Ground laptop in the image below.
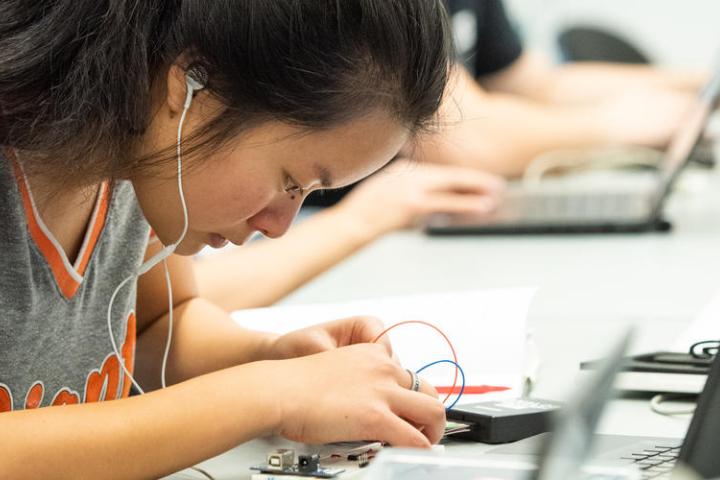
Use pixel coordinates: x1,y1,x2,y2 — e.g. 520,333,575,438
425,71,720,236
490,341,720,479
362,330,638,480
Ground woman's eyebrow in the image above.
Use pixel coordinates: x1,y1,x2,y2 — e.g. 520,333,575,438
313,164,333,188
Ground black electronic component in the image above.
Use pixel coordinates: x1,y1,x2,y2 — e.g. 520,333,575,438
446,398,562,444
252,451,343,478
297,454,320,473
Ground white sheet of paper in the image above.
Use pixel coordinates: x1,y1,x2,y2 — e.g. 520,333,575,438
672,287,720,351
232,288,536,403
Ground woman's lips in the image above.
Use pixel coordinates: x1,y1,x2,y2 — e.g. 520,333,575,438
207,233,229,249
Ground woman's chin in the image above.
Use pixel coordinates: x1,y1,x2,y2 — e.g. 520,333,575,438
172,238,208,256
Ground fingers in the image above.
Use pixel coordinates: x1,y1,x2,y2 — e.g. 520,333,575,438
390,351,403,366
355,316,390,347
419,192,500,216
389,389,447,445
382,158,506,196
375,409,433,448
418,374,440,399
427,165,507,195
336,316,395,356
398,370,439,399
371,332,394,358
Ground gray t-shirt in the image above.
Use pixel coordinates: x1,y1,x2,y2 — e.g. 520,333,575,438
0,149,150,412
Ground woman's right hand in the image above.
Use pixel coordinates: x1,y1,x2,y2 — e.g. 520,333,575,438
266,343,446,448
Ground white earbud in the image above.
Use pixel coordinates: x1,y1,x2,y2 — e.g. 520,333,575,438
183,66,207,108
186,66,208,92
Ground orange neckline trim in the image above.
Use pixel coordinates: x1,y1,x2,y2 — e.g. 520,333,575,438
7,150,110,299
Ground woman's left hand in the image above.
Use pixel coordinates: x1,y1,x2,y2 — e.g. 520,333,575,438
269,316,393,360
333,159,505,238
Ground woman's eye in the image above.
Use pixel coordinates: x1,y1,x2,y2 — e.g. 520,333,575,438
284,177,305,197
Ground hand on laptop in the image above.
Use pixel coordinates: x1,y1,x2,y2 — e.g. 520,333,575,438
334,159,505,237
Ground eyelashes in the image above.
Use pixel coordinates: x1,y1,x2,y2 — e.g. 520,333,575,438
283,175,306,199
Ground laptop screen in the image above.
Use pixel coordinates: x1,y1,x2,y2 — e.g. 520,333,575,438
534,331,633,480
678,351,720,478
657,100,712,185
652,70,720,211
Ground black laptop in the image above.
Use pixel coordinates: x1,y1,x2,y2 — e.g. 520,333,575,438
425,71,720,236
491,346,720,479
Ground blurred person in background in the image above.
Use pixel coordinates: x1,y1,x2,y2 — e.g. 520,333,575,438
196,0,705,312
424,0,705,177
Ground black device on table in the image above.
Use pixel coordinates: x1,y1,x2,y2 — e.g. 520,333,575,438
490,348,720,479
580,340,718,394
446,398,561,444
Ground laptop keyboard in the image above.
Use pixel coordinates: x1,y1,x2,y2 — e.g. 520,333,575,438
503,192,649,222
621,444,682,479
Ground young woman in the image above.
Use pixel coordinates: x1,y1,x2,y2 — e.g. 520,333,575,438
0,1,453,478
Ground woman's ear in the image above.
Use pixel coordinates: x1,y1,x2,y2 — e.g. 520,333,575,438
165,63,190,117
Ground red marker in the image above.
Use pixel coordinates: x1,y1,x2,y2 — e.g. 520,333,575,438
436,385,510,395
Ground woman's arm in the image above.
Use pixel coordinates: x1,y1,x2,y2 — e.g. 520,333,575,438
0,343,444,479
195,207,378,312
195,160,505,311
1,248,446,478
0,362,279,479
134,244,280,389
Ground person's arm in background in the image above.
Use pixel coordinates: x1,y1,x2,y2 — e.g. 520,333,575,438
422,0,701,177
195,159,505,311
480,51,707,105
416,66,697,177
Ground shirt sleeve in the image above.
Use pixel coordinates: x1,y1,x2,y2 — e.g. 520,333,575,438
446,0,523,77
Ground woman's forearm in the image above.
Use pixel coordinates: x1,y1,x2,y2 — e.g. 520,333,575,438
134,297,279,390
195,208,379,311
0,363,280,480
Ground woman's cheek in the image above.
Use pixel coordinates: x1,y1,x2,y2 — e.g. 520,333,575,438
188,187,274,229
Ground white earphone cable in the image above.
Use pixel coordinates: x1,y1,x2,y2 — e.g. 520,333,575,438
106,71,216,479
107,80,195,395
161,258,174,389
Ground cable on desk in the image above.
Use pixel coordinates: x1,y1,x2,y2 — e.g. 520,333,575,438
522,146,662,187
649,393,697,416
416,359,466,410
372,320,459,404
190,466,215,479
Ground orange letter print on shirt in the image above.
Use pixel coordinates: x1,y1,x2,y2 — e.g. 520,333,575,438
84,312,137,402
0,384,12,413
0,312,137,413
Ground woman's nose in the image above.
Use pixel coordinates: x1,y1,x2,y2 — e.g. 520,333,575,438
246,196,304,238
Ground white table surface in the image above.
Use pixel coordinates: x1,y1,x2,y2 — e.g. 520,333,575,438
177,168,720,479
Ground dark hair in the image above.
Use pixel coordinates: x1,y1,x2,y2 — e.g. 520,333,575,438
0,0,452,185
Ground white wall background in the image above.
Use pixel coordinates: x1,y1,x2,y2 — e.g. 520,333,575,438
503,0,720,68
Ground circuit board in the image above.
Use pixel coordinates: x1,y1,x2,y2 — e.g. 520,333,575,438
250,465,344,478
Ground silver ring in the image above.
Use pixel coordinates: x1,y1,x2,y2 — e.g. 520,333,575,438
407,369,421,392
